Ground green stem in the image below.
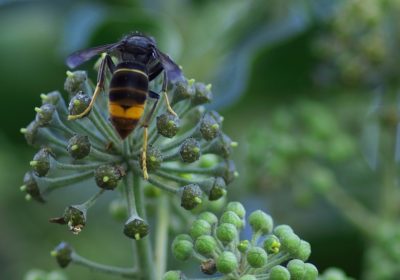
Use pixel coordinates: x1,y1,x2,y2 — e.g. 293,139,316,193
155,195,170,279
53,159,104,171
81,189,105,209
41,170,94,195
147,177,180,194
71,252,138,278
154,170,195,185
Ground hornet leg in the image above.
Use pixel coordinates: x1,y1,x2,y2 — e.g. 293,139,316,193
68,54,115,120
161,71,178,117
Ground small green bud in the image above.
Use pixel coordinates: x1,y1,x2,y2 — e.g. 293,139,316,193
225,201,246,219
279,231,301,256
51,242,73,268
190,219,211,239
157,113,180,138
239,276,257,280
192,82,213,105
270,265,291,280
172,239,193,261
63,204,87,234
303,263,318,280
263,235,281,254
68,91,91,116
201,258,217,275
274,224,293,238
140,145,163,172
216,251,238,274
67,135,91,159
216,223,238,245
64,70,87,95
199,177,226,201
180,138,201,163
198,212,218,225
237,240,250,253
172,79,195,104
40,91,62,105
246,246,268,268
109,198,128,221
172,234,193,245
248,210,273,235
31,148,53,177
217,160,237,184
22,171,45,203
163,270,187,280
200,112,221,140
123,215,149,240
35,103,55,126
204,133,233,159
295,240,311,261
287,259,306,280
220,211,243,229
94,164,125,190
195,235,217,256
23,121,39,146
180,184,203,210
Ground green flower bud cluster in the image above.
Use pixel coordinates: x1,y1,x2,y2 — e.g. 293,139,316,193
166,202,318,279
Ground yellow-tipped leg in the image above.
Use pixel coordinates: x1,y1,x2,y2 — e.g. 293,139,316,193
68,84,102,120
163,91,177,117
142,127,149,180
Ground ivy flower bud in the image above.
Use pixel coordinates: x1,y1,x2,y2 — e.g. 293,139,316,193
179,138,201,163
157,113,180,138
279,231,301,256
303,263,318,280
205,133,234,158
68,91,91,116
140,145,163,172
199,177,226,201
192,82,213,105
237,240,250,253
35,103,55,126
201,259,217,275
51,242,73,268
94,164,125,190
173,234,193,244
163,270,187,280
220,211,243,229
270,265,291,280
109,198,128,221
216,251,238,274
63,205,87,234
172,79,195,104
287,259,305,280
180,184,203,210
274,225,293,238
64,70,87,96
216,223,238,245
246,247,268,268
263,235,281,254
41,91,62,105
239,276,257,280
67,135,91,159
123,215,149,240
172,239,193,261
30,148,52,177
195,235,217,257
217,160,237,184
22,171,45,203
200,112,221,141
248,210,273,235
22,121,39,146
295,240,311,261
198,212,218,226
225,201,246,219
190,219,211,239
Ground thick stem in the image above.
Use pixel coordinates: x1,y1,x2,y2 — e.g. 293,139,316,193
155,195,170,279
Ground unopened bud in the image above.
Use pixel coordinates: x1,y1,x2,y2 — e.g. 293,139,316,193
22,171,45,203
23,121,39,146
200,112,221,141
180,138,201,163
68,91,91,116
216,251,238,274
192,82,213,105
64,71,87,96
190,219,211,239
220,211,243,229
94,164,125,190
204,133,233,159
198,212,218,226
123,215,149,240
31,148,53,177
270,265,290,280
172,79,195,104
35,103,55,126
51,242,73,268
246,247,268,268
216,223,238,245
172,239,193,261
163,270,187,280
67,135,91,159
225,201,246,219
140,145,163,172
180,184,203,210
287,259,306,280
157,113,180,138
195,235,217,257
263,235,281,254
248,210,273,235
237,240,250,253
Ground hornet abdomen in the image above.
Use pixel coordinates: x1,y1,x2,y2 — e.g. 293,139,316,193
109,61,148,139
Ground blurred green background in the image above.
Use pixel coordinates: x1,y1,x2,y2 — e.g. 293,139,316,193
2,0,399,279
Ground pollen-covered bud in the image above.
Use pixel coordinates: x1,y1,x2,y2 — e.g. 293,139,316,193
225,201,246,219
201,259,217,275
220,211,244,229
287,259,306,280
22,171,45,203
63,205,87,234
179,138,201,163
216,251,238,274
163,270,187,280
94,164,125,190
205,133,235,159
109,198,128,221
248,210,273,235
216,223,238,245
68,91,91,116
194,235,217,257
172,79,195,104
295,240,311,261
303,263,318,279
172,238,193,261
51,242,73,268
123,215,149,240
263,235,281,254
64,71,87,96
35,103,55,126
247,247,268,268
67,135,91,159
180,184,203,210
200,112,221,141
237,240,250,253
279,231,301,256
30,148,53,177
190,219,212,239
192,82,213,105
140,145,163,172
22,121,39,146
270,265,291,280
157,113,180,138
198,212,218,226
